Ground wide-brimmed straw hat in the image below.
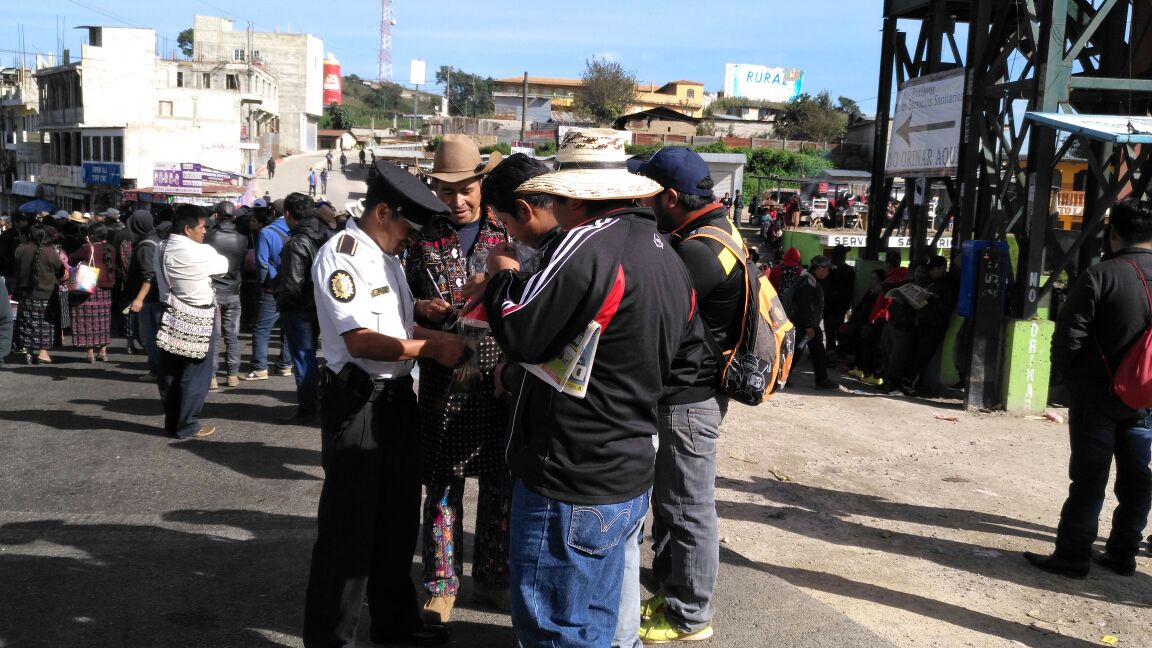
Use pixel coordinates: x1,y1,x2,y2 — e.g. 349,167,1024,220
426,134,502,183
68,211,87,224
516,128,663,200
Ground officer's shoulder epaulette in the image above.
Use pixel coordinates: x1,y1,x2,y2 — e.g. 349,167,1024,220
336,234,358,256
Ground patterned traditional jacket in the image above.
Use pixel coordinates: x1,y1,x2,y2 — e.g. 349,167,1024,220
404,213,509,482
406,214,507,307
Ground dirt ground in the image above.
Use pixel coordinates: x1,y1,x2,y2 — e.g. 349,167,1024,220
713,371,1152,648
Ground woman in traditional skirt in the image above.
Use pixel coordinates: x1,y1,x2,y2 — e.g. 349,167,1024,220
13,224,66,364
68,223,116,362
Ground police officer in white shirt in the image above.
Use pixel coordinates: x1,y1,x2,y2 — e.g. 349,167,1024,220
303,161,465,648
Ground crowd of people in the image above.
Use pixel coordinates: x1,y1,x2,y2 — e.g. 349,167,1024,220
2,130,1148,648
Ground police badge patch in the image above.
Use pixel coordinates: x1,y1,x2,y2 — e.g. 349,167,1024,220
328,270,356,302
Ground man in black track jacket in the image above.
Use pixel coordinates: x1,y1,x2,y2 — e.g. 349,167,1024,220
482,129,700,648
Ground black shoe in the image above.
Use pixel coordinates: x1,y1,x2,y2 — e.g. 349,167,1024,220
1023,551,1089,579
372,625,449,646
814,379,838,390
1093,550,1137,576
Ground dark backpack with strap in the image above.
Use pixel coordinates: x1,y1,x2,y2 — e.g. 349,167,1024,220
1106,257,1152,409
685,225,797,405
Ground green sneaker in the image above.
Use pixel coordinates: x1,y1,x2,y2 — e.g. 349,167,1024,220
861,374,884,386
847,368,866,380
639,612,714,643
640,593,666,621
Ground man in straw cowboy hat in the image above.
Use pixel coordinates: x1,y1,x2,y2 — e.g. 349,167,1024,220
480,128,709,647
403,134,513,622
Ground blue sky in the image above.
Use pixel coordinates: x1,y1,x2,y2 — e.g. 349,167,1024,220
2,0,885,112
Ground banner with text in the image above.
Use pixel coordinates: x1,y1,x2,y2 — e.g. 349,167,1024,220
885,70,965,177
723,64,804,103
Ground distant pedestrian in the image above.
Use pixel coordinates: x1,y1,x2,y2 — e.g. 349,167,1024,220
1026,198,1152,579
720,191,732,216
358,148,366,168
308,169,317,197
784,255,837,389
267,157,276,180
67,222,115,362
325,150,333,171
339,152,347,172
319,168,328,194
734,190,744,222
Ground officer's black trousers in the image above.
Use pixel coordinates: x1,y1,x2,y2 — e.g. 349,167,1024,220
303,376,422,648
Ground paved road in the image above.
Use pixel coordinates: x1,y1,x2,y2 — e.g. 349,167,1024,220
258,151,370,210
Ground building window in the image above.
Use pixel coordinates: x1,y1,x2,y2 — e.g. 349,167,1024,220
233,49,246,61
91,135,101,161
113,136,123,162
158,100,174,116
203,73,211,89
687,89,695,99
83,136,91,160
102,136,112,163
226,74,239,90
176,71,184,88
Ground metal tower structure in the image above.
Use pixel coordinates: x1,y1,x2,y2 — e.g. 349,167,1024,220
866,0,1152,409
378,0,393,83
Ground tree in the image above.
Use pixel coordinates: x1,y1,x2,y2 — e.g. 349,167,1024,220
435,66,495,117
575,57,637,125
327,102,350,130
773,91,849,142
837,96,863,121
177,29,193,58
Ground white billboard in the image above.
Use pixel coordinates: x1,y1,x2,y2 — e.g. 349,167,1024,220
409,59,427,86
885,69,965,177
723,64,804,103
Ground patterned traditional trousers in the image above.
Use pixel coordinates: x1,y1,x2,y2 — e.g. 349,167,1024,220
422,473,513,595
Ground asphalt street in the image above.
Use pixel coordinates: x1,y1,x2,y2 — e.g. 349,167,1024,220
0,152,895,647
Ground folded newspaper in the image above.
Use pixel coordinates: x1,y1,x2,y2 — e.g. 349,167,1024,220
887,283,931,309
522,320,602,399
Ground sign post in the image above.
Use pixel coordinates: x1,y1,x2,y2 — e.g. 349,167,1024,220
885,70,965,178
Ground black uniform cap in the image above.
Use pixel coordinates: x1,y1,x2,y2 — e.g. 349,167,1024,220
367,160,449,228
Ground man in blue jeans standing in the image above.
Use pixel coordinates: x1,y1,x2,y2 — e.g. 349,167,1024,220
616,147,747,644
244,198,292,381
483,129,703,647
275,192,327,424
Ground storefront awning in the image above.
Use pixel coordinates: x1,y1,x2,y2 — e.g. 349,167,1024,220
1025,112,1152,144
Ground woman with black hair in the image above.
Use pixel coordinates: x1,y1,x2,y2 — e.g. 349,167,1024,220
13,224,66,364
68,222,116,362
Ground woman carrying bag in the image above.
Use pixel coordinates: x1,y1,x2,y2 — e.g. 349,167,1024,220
13,224,66,364
68,223,116,362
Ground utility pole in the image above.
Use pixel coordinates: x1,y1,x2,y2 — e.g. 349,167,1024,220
445,67,451,116
520,71,528,145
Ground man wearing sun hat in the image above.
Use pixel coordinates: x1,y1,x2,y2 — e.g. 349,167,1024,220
302,160,466,648
403,135,513,622
481,128,707,647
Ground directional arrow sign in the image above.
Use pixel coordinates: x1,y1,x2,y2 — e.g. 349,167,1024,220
885,70,966,177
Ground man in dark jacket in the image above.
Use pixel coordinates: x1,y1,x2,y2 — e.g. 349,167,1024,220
483,129,699,648
821,244,856,354
622,146,738,644
275,192,324,423
206,201,248,388
1026,198,1152,579
785,256,836,389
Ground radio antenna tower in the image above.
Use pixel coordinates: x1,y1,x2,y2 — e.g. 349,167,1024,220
378,0,394,82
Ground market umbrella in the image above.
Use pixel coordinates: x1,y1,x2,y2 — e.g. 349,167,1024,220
17,199,58,213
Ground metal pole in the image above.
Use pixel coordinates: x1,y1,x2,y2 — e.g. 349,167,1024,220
520,71,528,146
865,17,897,260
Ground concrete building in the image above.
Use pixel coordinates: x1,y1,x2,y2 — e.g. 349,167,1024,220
1,65,45,212
192,15,323,154
614,106,700,138
34,26,279,210
492,77,706,120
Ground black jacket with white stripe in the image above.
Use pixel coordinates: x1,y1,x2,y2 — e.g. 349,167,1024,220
485,207,701,505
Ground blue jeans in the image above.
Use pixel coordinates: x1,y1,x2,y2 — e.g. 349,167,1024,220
612,502,648,648
138,300,165,374
509,481,648,648
250,292,289,372
281,310,319,416
1056,404,1152,560
212,293,242,378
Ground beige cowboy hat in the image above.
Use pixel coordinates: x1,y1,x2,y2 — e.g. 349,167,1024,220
516,128,663,200
68,211,87,224
425,134,502,183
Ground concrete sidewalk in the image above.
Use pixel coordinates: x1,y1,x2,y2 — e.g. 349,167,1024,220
0,346,893,647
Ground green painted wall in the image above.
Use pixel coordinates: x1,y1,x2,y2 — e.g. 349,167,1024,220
1001,318,1055,414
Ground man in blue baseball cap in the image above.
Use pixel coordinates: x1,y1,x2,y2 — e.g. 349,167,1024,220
617,147,746,644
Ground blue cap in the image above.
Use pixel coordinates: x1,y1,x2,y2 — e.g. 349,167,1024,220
253,198,268,208
627,147,714,197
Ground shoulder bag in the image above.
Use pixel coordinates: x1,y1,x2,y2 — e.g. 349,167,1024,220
155,241,215,360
